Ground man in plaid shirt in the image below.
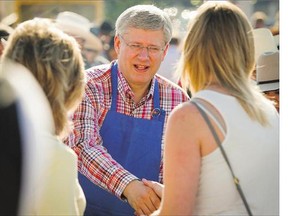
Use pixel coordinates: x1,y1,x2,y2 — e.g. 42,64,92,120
65,5,189,216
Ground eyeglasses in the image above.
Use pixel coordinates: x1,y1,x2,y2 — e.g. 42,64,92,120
119,34,165,56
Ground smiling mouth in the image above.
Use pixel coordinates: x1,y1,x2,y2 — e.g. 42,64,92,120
134,64,149,71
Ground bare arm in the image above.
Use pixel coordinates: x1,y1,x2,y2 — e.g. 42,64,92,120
154,103,202,215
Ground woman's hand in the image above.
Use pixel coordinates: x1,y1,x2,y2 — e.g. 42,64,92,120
142,178,164,198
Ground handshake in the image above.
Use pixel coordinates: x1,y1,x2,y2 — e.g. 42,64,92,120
122,178,164,216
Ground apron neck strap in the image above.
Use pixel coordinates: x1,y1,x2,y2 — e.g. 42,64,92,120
111,62,160,111
111,62,118,111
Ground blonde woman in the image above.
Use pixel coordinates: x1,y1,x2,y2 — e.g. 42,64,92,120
144,1,279,215
1,18,86,215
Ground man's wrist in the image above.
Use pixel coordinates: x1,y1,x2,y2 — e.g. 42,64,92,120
121,178,141,201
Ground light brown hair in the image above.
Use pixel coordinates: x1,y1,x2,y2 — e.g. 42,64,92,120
3,18,85,136
179,1,270,125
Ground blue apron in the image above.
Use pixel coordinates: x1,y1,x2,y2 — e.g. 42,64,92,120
79,63,165,216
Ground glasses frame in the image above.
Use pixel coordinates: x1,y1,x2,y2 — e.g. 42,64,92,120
118,34,166,56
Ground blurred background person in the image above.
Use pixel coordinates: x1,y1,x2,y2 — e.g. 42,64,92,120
270,10,279,50
90,20,115,63
55,11,107,69
105,34,117,61
82,44,110,68
251,11,268,29
157,36,181,84
93,20,114,50
270,10,279,36
1,18,86,215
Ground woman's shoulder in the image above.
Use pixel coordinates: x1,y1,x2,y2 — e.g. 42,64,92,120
168,101,203,127
42,134,77,162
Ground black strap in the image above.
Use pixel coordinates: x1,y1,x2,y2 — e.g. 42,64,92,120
191,100,253,216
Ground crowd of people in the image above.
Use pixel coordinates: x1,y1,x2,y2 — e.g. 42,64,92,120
0,1,279,215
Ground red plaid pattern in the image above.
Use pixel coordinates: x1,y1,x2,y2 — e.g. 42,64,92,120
64,61,190,198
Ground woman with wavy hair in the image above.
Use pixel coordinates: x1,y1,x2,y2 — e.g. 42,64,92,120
1,18,86,215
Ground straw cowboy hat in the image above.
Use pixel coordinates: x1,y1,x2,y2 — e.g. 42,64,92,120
55,11,102,51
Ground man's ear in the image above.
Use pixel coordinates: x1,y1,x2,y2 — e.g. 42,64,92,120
114,35,121,54
161,43,170,61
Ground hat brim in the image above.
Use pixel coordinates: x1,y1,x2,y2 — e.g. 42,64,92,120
56,22,102,51
252,79,279,92
258,82,279,92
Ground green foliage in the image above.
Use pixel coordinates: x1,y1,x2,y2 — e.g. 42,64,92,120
104,0,194,26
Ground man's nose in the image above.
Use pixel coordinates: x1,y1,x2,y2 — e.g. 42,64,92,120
137,46,149,59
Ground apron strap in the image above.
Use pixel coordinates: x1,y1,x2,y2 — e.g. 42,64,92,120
111,62,118,111
110,62,164,120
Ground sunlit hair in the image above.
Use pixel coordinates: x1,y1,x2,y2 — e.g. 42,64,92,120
115,4,173,45
179,1,270,125
3,18,85,136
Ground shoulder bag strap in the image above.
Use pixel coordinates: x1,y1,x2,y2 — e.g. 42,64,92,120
191,100,253,216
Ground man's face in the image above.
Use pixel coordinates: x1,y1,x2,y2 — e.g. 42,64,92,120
115,28,169,91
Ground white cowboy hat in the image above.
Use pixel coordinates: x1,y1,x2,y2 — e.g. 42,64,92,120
55,11,102,51
254,51,279,92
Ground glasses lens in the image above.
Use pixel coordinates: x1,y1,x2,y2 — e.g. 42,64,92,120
120,35,163,55
148,47,161,54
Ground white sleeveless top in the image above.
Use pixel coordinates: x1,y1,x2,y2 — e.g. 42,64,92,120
193,90,279,215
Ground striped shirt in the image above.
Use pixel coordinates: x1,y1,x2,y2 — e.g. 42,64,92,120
64,61,189,199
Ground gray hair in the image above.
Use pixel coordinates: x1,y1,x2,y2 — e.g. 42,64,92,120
115,5,173,44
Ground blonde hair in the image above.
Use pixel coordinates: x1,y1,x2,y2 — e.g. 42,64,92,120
3,18,85,136
179,1,270,126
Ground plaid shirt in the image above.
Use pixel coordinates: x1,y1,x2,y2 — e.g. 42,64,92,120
65,61,189,199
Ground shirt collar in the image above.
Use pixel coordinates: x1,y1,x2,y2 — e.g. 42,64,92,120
116,67,155,103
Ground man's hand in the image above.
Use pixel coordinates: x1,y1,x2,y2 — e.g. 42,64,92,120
122,179,161,215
